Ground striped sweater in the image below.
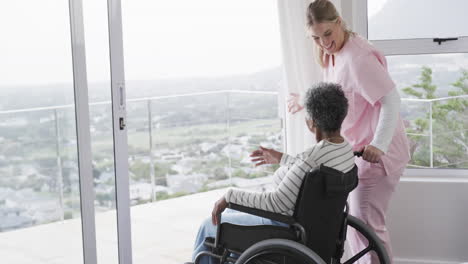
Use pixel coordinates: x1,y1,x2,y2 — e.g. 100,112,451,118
225,140,355,216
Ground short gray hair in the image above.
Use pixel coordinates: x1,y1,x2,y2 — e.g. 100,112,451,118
304,82,348,132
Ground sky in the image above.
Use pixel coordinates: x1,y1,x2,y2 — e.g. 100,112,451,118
0,0,394,87
0,0,283,86
0,1,74,86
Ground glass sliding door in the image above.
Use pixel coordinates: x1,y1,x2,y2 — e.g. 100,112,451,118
107,0,134,263
0,0,133,263
82,0,120,263
121,0,283,263
82,0,133,262
0,1,85,263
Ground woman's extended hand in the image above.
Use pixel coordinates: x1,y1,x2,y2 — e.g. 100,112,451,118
211,196,228,225
250,146,283,166
362,145,384,163
287,93,304,114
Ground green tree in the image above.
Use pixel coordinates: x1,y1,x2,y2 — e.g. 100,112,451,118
402,66,437,99
403,67,468,168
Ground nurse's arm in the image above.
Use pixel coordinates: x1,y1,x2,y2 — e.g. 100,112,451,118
369,89,401,153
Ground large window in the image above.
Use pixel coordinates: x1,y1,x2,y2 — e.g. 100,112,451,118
361,0,468,169
122,0,283,262
387,54,468,168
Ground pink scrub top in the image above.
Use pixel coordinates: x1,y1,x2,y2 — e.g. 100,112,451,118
323,35,410,176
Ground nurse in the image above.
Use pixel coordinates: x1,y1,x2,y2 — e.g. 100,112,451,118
259,0,410,263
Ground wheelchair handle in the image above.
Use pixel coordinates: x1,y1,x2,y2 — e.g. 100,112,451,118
353,150,364,157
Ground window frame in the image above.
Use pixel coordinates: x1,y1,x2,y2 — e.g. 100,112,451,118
69,0,98,263
351,0,468,55
347,0,468,176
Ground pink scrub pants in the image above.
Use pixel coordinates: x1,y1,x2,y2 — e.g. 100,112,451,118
347,159,403,264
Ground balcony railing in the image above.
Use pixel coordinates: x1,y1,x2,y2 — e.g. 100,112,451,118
0,91,466,233
0,90,282,231
401,94,468,169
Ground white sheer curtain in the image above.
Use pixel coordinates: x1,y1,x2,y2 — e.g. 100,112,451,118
277,0,321,156
276,1,353,260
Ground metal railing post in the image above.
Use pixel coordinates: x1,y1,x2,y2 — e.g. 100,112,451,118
429,101,433,168
54,109,64,220
147,99,156,202
226,92,232,186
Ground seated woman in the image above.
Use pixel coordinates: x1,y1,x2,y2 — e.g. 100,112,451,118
191,82,354,264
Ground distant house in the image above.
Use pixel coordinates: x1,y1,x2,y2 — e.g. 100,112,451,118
129,182,153,202
95,171,114,185
161,153,184,162
221,144,245,160
129,182,169,203
166,173,208,193
29,199,63,224
0,117,28,127
199,142,217,152
0,207,34,232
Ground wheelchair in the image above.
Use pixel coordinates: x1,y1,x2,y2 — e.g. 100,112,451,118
194,164,390,264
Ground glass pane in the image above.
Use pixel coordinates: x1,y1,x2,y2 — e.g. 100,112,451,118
387,54,468,169
229,92,282,183
432,98,468,169
122,0,283,263
82,0,120,262
400,101,431,168
0,1,83,263
368,0,468,40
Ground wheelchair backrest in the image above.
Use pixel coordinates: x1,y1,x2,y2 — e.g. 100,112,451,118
293,164,358,263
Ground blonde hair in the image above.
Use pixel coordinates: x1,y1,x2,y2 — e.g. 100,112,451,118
306,0,354,68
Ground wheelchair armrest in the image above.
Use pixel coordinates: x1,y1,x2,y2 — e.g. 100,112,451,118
228,203,296,225
213,203,305,248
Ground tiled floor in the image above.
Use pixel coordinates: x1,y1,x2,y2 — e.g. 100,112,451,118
0,188,226,264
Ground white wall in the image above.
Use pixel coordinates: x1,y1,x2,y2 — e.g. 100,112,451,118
388,172,468,264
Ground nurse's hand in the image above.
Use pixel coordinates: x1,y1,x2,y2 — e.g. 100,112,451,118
287,93,304,114
362,145,384,163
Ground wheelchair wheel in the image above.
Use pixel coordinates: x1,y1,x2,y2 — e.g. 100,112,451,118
344,215,391,264
235,238,326,264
